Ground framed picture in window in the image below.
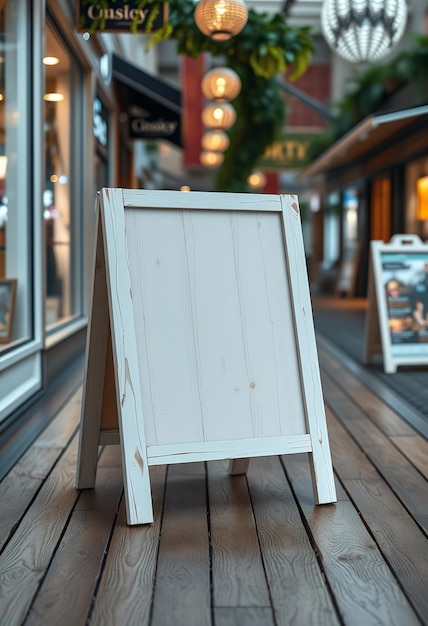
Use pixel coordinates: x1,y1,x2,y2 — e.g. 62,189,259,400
0,279,17,343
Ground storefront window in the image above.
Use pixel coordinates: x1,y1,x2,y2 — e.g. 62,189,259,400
43,23,83,329
343,186,359,245
406,156,428,241
93,96,109,195
0,2,32,352
323,191,340,268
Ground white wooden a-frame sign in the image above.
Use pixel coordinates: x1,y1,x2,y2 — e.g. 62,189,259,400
76,189,336,525
364,234,428,374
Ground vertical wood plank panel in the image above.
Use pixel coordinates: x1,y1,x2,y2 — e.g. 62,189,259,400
226,210,305,437
126,208,205,446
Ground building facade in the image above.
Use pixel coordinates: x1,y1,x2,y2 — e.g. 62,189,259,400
295,2,428,296
0,0,159,474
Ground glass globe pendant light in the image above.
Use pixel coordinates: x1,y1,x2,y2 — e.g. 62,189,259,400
201,130,230,152
321,0,408,64
201,103,236,131
201,67,241,102
247,171,267,190
200,150,225,168
194,0,248,41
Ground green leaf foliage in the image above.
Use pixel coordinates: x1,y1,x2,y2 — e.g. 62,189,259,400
137,0,312,190
154,0,314,191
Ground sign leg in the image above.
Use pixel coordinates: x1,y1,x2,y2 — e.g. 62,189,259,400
229,458,250,475
76,218,109,489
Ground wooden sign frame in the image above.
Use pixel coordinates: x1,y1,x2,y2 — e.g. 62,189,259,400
364,234,428,373
76,189,336,525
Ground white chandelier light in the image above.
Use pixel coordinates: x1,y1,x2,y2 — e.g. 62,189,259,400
194,0,248,41
201,67,241,102
321,0,408,64
202,103,237,130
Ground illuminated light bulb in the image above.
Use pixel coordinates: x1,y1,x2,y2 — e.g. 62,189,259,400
44,93,65,102
194,0,248,41
247,171,267,190
202,103,236,130
200,150,224,168
43,56,60,65
201,130,230,152
201,67,241,102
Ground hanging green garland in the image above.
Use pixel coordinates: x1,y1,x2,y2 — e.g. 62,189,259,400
150,0,314,191
83,0,314,191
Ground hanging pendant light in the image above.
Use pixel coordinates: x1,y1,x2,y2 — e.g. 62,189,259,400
201,67,241,102
247,171,267,190
321,0,408,64
194,0,248,41
201,130,230,152
202,103,236,131
200,150,224,168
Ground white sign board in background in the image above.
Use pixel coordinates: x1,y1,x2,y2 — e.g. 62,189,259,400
76,189,336,525
364,234,428,373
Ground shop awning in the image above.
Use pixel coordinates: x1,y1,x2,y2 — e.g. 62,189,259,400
297,105,428,182
112,53,182,147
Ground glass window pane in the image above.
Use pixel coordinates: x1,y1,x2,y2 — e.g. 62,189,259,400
44,24,82,329
0,2,32,351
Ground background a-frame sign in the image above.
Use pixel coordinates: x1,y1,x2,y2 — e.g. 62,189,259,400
76,189,336,525
364,234,428,373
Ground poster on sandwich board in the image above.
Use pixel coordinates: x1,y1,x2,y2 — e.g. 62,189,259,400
364,234,428,373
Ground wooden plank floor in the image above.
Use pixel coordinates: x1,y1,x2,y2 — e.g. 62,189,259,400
1,336,427,626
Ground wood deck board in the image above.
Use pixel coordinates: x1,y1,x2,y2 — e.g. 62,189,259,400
24,509,116,626
390,435,428,479
342,477,428,622
89,465,166,626
362,443,428,532
321,370,428,531
246,455,340,626
0,336,427,626
283,453,422,626
150,462,211,626
208,460,271,608
0,437,80,626
317,344,416,437
214,607,275,626
0,388,82,549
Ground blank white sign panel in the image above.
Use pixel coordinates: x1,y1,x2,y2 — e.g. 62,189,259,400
125,207,306,447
